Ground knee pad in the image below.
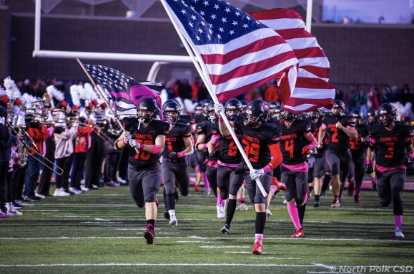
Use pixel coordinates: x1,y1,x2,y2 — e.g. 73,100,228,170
144,192,157,203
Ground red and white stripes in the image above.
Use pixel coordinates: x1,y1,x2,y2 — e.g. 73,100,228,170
250,8,335,113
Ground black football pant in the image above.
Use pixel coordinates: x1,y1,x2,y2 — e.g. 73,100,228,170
281,165,308,204
326,149,352,183
162,159,189,211
206,165,217,197
217,164,244,200
128,164,161,208
242,170,272,205
376,169,405,215
347,154,365,186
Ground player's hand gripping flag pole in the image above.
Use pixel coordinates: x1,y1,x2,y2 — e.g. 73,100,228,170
160,0,299,197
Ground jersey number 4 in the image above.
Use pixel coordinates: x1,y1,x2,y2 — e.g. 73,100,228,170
285,139,294,158
134,139,153,161
242,139,260,162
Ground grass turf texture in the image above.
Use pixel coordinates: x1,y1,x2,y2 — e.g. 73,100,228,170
1,187,413,274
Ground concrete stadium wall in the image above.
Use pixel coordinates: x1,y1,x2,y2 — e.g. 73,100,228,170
3,13,414,89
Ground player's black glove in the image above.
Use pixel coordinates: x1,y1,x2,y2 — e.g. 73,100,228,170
208,150,218,159
235,162,247,174
401,155,413,167
168,151,179,159
365,164,374,174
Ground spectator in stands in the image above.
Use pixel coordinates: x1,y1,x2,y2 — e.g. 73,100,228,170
345,85,356,112
178,79,192,100
368,86,380,110
354,87,368,116
264,82,280,103
20,79,35,96
335,88,344,101
400,84,413,117
380,87,390,104
197,82,211,102
191,76,202,100
389,85,402,119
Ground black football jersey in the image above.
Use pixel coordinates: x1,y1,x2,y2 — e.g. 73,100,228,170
349,124,369,157
177,114,193,125
163,123,192,159
125,118,169,168
234,116,280,169
369,123,413,167
323,115,355,152
280,119,311,165
196,121,214,143
191,114,207,124
212,122,241,164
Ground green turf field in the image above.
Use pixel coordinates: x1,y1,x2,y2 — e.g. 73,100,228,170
1,187,413,274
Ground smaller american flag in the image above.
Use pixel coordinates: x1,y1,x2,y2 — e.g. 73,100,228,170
84,64,161,116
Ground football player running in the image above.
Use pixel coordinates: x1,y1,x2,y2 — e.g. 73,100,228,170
319,100,358,207
279,110,318,237
115,98,169,245
216,100,282,255
347,110,369,204
366,103,414,238
161,99,194,227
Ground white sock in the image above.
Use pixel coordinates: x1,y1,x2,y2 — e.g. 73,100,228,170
168,210,176,218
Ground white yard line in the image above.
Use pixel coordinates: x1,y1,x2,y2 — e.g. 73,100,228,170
9,217,412,226
0,236,412,243
0,263,319,267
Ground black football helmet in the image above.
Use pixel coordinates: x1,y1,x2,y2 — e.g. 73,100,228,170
200,99,211,114
350,109,364,125
308,109,320,120
163,99,181,124
240,100,248,113
378,103,397,127
207,101,218,123
224,98,242,121
268,101,279,110
244,99,268,127
137,97,160,123
280,110,296,122
332,99,346,118
367,110,376,117
271,105,281,119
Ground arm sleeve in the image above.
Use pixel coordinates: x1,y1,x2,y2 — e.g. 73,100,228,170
267,143,283,169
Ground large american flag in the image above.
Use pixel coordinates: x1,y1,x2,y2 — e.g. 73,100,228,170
84,64,162,116
250,8,335,113
161,0,298,103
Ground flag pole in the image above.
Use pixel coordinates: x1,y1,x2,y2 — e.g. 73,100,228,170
160,0,267,197
76,58,140,154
